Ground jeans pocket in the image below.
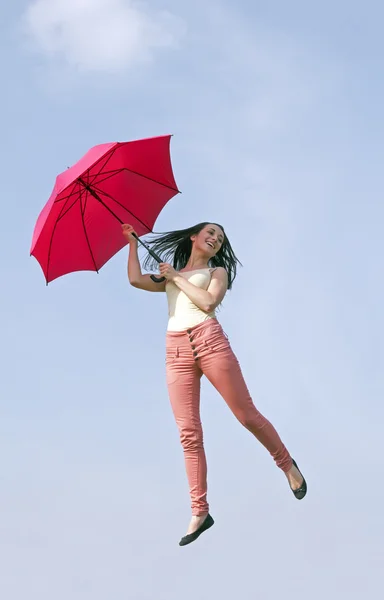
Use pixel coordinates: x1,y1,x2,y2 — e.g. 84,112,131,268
165,347,180,385
165,346,179,365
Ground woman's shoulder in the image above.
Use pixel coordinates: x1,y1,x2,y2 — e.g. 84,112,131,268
210,266,227,275
209,266,228,281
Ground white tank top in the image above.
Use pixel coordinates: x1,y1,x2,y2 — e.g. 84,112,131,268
165,268,217,331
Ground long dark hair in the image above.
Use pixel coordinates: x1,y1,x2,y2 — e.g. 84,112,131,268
142,222,242,289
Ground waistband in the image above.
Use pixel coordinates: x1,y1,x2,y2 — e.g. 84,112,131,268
165,317,221,338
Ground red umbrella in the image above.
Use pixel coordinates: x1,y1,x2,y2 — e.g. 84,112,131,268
30,135,180,284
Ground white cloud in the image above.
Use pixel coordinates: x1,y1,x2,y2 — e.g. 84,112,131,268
22,0,184,72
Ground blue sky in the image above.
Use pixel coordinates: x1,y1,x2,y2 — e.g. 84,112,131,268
1,1,383,598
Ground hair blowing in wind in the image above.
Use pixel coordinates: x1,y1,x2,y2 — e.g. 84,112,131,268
142,222,242,289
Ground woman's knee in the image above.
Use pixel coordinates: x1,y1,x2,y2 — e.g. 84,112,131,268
179,425,204,450
236,408,265,431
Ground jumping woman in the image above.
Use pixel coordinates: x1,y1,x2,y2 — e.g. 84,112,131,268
122,222,307,547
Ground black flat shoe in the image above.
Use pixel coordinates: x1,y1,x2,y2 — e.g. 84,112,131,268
290,459,307,500
179,514,214,546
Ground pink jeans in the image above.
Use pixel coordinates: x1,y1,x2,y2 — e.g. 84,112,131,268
165,318,293,515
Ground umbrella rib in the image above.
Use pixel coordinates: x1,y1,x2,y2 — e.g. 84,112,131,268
54,173,119,203
80,188,98,273
55,152,179,205
53,182,79,204
84,144,178,192
122,167,179,192
78,178,125,225
53,192,75,204
89,182,153,232
91,167,180,193
57,191,80,221
92,168,122,177
45,190,77,283
89,169,124,187
87,146,119,187
53,147,119,203
83,140,180,195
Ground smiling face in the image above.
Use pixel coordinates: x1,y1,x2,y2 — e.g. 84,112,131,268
191,223,225,257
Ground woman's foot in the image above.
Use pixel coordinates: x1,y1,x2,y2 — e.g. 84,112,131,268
187,514,209,535
179,513,214,546
285,459,307,499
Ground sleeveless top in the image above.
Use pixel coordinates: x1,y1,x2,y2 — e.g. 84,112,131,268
165,268,217,331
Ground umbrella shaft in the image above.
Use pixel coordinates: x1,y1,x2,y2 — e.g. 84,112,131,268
78,178,163,263
78,178,124,224
132,233,162,264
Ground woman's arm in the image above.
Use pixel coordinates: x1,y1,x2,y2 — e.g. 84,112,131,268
127,244,166,292
168,267,228,312
123,224,166,292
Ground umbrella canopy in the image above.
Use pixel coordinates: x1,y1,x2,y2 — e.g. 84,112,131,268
30,134,180,283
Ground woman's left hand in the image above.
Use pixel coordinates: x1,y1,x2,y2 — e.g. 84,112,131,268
159,263,178,281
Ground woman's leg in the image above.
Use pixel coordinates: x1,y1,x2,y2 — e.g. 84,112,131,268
166,343,209,516
199,331,293,473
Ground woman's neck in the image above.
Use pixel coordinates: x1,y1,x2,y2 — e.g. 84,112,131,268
183,249,210,271
185,262,209,269
184,258,210,270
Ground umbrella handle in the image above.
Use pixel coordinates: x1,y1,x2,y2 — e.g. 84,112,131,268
131,233,166,284
150,274,166,283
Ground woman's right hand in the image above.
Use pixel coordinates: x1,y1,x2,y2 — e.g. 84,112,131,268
122,224,138,245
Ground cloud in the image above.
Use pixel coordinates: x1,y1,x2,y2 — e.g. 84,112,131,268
21,0,184,73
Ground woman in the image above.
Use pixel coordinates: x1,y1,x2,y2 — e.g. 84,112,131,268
122,221,307,546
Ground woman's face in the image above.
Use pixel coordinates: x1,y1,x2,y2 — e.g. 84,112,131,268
191,224,225,257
